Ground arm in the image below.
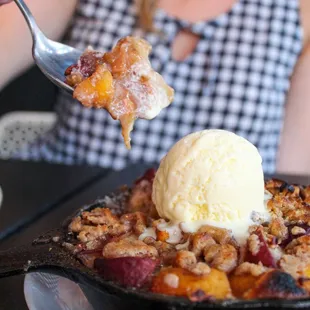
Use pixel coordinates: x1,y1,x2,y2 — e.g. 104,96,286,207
276,0,310,175
0,0,77,90
277,45,310,175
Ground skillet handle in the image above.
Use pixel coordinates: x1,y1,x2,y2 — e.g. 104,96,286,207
0,242,80,278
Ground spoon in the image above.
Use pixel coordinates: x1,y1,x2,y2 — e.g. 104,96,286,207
14,0,82,93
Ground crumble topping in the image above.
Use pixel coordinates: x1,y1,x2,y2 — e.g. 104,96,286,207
248,234,260,256
175,250,196,270
174,250,210,276
190,232,216,257
102,238,158,259
197,225,238,247
234,262,269,277
268,217,288,241
190,262,211,276
67,173,310,301
203,244,238,273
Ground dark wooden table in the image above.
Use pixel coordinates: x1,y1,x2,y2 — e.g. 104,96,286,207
0,162,308,309
0,160,109,240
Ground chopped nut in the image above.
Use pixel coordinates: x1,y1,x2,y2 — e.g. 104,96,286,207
190,262,211,276
280,235,310,279
82,208,119,226
198,225,238,247
120,211,147,235
268,217,288,241
291,226,306,235
204,244,220,263
248,225,261,235
69,216,83,232
175,250,196,269
143,238,174,254
143,236,156,244
102,238,158,258
286,235,310,252
143,238,176,265
175,239,190,251
69,208,131,242
190,232,216,257
265,180,301,198
267,194,310,226
234,262,269,277
279,255,306,279
204,244,238,273
265,179,286,195
128,174,158,218
78,225,109,242
248,234,260,256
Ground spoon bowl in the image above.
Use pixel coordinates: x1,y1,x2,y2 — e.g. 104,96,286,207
14,0,82,94
33,37,81,93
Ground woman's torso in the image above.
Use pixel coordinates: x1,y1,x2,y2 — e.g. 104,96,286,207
17,0,303,173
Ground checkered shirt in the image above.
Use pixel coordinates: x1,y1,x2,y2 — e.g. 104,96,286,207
16,0,303,173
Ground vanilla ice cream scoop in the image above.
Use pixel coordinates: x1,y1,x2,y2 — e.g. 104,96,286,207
152,129,268,244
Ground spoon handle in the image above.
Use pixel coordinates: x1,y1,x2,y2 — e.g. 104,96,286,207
14,0,43,44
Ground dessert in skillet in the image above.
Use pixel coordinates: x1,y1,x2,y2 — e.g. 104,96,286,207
65,36,174,149
68,130,310,301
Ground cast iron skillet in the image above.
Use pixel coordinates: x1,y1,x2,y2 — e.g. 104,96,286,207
0,191,309,310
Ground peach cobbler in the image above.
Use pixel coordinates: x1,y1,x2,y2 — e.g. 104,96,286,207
68,169,310,302
65,36,174,149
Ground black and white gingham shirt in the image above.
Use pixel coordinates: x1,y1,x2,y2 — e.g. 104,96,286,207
17,0,303,173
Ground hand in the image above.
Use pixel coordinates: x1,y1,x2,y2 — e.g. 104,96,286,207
0,0,12,5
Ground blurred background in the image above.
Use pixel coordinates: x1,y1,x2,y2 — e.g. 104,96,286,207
0,66,57,158
0,67,56,116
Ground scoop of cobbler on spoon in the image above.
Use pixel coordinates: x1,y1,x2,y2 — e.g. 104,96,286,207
65,36,174,149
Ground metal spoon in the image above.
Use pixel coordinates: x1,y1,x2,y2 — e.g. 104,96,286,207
14,0,82,93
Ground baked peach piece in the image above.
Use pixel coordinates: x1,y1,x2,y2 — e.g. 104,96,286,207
301,278,310,293
230,273,259,298
231,270,307,299
151,267,231,300
73,65,114,109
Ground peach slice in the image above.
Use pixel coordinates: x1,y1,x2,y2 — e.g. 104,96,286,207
73,64,114,108
244,270,307,299
151,267,231,300
229,273,259,298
